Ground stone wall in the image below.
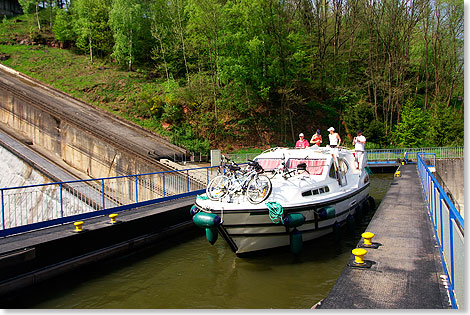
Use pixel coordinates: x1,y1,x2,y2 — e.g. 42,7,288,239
436,159,464,217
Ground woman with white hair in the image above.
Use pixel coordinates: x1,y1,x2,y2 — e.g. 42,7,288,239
327,127,341,148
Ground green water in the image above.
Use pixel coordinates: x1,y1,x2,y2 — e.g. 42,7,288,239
12,173,393,309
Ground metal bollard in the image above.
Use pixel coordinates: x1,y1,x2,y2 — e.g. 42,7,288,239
109,213,118,224
362,232,375,247
74,221,84,232
352,248,367,265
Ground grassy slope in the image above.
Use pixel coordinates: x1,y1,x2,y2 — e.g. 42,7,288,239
0,14,176,145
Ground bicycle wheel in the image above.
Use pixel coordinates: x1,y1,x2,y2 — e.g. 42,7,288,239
206,175,230,200
246,175,272,204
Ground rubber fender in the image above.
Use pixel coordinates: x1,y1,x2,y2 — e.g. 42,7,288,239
190,205,199,216
319,206,336,220
290,228,303,254
193,212,222,228
368,196,376,211
355,204,363,221
347,214,355,233
283,213,305,228
333,221,341,242
206,227,218,245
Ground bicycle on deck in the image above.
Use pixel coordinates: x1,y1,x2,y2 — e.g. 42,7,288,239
206,158,272,204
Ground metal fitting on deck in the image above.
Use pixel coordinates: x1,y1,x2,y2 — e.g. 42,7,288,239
109,213,118,224
362,232,375,246
395,170,401,177
74,221,84,232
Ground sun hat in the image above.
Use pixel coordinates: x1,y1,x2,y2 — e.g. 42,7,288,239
327,127,335,132
299,133,304,137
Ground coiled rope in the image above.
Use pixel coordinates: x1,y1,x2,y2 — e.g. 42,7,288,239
266,201,284,224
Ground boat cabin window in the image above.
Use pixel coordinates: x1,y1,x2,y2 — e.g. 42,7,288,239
254,158,283,171
302,185,330,197
286,158,326,175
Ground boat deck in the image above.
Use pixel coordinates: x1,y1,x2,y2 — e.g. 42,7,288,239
317,163,451,309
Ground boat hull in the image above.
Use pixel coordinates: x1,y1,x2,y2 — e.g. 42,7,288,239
195,183,370,254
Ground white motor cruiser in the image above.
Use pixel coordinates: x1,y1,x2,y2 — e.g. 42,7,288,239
191,146,373,255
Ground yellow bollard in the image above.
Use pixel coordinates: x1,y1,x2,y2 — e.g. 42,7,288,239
109,213,118,224
362,232,375,246
352,248,367,265
402,161,405,165
74,221,84,232
395,170,401,177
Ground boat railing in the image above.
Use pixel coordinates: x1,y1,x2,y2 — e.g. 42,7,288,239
417,152,464,309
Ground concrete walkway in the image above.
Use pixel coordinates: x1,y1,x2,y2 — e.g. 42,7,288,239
318,164,451,309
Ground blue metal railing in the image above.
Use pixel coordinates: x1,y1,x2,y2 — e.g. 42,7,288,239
226,146,464,164
417,153,464,309
0,165,222,237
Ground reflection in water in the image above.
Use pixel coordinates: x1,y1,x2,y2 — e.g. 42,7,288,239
11,173,393,309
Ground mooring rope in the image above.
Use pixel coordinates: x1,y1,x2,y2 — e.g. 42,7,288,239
266,201,284,224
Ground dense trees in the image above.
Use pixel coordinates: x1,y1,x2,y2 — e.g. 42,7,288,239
19,0,464,152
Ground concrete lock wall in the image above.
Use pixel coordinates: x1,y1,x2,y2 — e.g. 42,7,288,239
0,86,164,182
436,159,464,216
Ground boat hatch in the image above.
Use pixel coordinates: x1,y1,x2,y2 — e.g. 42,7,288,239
287,158,326,175
301,185,330,197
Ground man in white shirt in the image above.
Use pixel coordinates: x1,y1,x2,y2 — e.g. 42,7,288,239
327,127,341,148
353,130,366,169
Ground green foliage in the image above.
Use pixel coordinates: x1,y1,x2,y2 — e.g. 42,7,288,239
109,0,145,70
0,0,464,152
427,101,464,147
18,0,36,14
53,8,75,43
393,99,429,147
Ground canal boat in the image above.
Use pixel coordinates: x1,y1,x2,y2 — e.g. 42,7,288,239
191,146,373,255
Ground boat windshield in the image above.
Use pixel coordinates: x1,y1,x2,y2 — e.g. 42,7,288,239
255,158,283,171
286,158,327,175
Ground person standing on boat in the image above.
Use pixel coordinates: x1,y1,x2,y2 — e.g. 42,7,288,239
310,129,322,147
353,130,367,169
327,127,341,148
296,133,310,148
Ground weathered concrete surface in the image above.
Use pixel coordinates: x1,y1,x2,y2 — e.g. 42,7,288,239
318,164,451,309
0,64,186,182
436,159,464,217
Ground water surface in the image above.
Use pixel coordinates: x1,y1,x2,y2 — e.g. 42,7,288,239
12,173,394,309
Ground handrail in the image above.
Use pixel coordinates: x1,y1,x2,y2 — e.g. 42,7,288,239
417,152,464,309
227,146,464,163
0,164,222,236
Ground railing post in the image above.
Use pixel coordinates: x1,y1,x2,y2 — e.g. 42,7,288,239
162,173,166,197
206,167,209,185
60,183,64,218
450,214,455,292
439,195,444,248
135,175,139,203
187,170,190,192
101,179,106,210
1,189,4,230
